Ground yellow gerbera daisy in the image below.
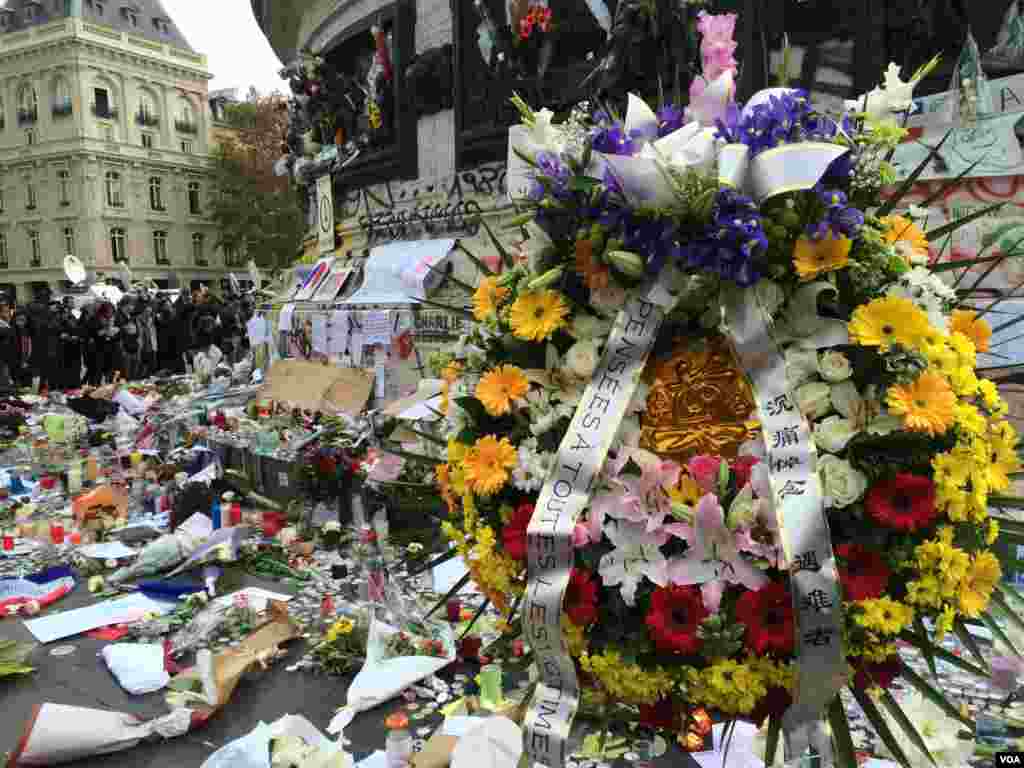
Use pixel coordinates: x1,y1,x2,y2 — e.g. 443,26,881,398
792,234,852,281
509,290,570,341
950,309,992,353
475,365,529,417
849,296,932,350
463,435,518,496
473,277,509,321
879,214,930,264
932,452,969,489
959,551,1001,618
886,371,956,436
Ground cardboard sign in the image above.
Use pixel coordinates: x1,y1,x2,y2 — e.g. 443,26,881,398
259,360,373,416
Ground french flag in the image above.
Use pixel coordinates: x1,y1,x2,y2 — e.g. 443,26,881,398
0,567,76,616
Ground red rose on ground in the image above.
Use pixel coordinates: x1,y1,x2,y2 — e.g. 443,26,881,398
735,581,795,656
731,455,760,489
645,585,708,655
502,503,534,561
836,543,891,601
564,569,599,626
866,474,938,532
638,697,678,731
852,656,901,691
746,686,792,727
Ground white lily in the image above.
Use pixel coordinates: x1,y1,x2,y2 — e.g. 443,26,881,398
598,520,668,607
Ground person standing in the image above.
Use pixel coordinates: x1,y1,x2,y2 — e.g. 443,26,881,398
0,294,16,389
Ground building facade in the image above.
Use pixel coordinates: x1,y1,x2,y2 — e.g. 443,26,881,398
0,0,236,301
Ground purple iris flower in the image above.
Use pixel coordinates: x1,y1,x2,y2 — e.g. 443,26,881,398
657,105,686,137
592,122,641,155
535,151,572,200
675,189,765,287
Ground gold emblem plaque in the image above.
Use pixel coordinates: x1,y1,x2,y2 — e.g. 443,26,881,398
639,334,760,463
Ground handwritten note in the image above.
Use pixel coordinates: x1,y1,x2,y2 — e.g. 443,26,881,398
312,316,328,355
247,316,267,346
362,311,392,345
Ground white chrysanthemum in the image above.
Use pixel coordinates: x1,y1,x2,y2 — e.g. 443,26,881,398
512,438,554,492
885,266,956,331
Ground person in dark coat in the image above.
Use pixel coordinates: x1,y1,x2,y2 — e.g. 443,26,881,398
0,293,16,389
12,306,31,388
56,302,84,390
28,291,59,390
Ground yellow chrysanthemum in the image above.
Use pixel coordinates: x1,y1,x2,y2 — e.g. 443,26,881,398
324,618,356,643
953,401,988,436
508,290,570,341
472,277,509,321
463,435,518,496
880,214,930,263
950,309,992,353
978,379,1008,416
475,365,529,417
855,597,915,635
933,452,969,490
580,647,674,705
960,552,1001,618
886,372,956,436
936,605,956,639
792,234,852,281
987,519,1001,546
848,296,931,350
561,614,589,657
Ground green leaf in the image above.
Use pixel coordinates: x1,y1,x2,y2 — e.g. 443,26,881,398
914,615,937,677
396,426,447,447
981,610,1022,659
916,156,985,210
935,252,1010,274
381,446,443,467
998,583,1024,612
459,597,492,640
828,695,857,768
456,241,495,277
764,715,782,766
849,686,916,768
925,202,1006,244
878,688,938,768
992,589,1024,640
453,396,491,427
425,572,472,618
954,620,990,673
569,176,602,193
989,496,1024,510
476,216,514,270
898,662,973,727
898,632,989,677
877,129,955,217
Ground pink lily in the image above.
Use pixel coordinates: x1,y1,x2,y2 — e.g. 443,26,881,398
667,493,768,612
618,450,681,533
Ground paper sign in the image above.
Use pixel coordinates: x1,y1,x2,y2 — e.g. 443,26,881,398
278,304,295,332
312,316,328,354
329,311,349,356
296,257,334,301
363,311,393,346
345,239,455,304
247,316,267,346
77,542,138,560
24,593,177,643
213,588,292,613
443,717,487,737
259,359,373,415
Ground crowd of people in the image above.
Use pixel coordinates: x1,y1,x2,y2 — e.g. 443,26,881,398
0,284,256,392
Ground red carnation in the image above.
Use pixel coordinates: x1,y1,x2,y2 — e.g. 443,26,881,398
746,686,792,727
502,503,534,561
836,543,891,601
638,697,678,731
866,474,938,532
731,455,760,489
645,585,708,655
564,569,599,626
852,656,901,691
735,581,795,656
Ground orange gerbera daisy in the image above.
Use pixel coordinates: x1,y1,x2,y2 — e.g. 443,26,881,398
475,365,530,416
949,309,992,353
464,435,518,496
879,215,930,264
793,234,853,281
473,276,509,321
886,371,956,436
575,238,610,291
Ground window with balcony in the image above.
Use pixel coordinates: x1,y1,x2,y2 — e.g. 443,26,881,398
0,234,8,270
188,181,201,215
136,92,159,127
141,133,154,149
92,87,117,120
58,169,71,205
52,77,72,118
26,184,36,211
110,227,125,263
180,139,193,154
17,84,38,126
63,227,75,257
192,233,206,266
105,170,123,208
153,230,168,265
0,189,6,214
175,99,198,134
149,176,164,211
28,230,40,268
122,8,137,26
26,130,36,146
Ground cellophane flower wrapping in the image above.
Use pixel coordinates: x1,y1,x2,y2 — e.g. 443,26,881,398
433,13,1020,767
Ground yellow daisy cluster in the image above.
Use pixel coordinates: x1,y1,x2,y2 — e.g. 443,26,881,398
847,641,899,664
561,614,589,657
324,618,356,644
579,648,675,705
852,596,915,636
904,526,1001,629
683,656,794,716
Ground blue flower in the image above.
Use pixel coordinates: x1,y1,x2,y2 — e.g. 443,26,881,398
656,105,686,137
534,151,572,200
675,189,765,286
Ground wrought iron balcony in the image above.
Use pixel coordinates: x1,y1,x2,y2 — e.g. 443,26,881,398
136,110,159,127
91,103,119,120
16,107,37,126
175,120,198,135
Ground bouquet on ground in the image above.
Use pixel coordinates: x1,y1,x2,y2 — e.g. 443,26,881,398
407,11,1023,768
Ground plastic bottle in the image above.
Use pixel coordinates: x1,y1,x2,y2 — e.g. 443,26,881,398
384,712,413,768
211,498,222,530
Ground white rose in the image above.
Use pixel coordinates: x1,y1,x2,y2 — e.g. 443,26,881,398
796,381,833,420
818,350,852,383
785,348,819,388
565,341,600,379
571,314,610,341
813,416,858,454
818,455,868,508
830,380,862,419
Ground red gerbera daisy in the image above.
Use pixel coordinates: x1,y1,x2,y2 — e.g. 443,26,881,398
852,655,901,691
866,474,938,532
564,569,599,626
836,542,891,601
502,502,534,561
638,697,678,731
731,455,760,489
734,581,795,656
746,686,792,727
645,585,708,655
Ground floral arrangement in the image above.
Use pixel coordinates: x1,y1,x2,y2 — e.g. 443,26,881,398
313,616,369,676
517,3,553,41
414,10,1024,767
